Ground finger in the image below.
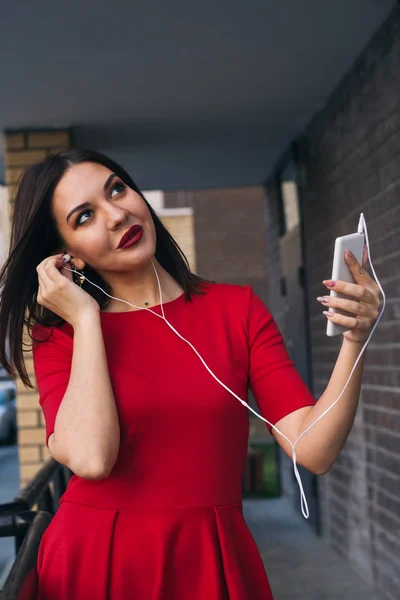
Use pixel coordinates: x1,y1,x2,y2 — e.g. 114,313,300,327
322,279,375,303
323,311,368,330
36,253,64,269
37,255,67,284
321,295,381,321
56,254,75,281
36,263,52,289
343,248,375,287
37,262,56,288
317,295,364,316
56,256,79,281
362,245,369,268
50,254,68,271
36,254,63,278
60,265,74,282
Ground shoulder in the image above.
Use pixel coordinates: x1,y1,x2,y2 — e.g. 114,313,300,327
32,323,73,377
194,283,271,333
199,282,252,305
199,282,268,314
31,322,73,351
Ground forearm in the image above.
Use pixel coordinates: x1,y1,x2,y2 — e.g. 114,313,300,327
297,338,366,474
51,313,120,478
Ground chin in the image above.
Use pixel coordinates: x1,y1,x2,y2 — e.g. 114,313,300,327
121,242,156,269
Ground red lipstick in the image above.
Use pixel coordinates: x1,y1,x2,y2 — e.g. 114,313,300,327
117,225,144,249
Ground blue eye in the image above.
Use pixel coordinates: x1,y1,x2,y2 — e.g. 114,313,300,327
76,209,92,226
111,181,126,197
75,181,126,226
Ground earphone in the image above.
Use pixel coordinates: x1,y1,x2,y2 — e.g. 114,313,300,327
60,212,386,519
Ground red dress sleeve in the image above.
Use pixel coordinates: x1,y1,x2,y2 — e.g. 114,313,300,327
32,324,73,445
246,286,316,433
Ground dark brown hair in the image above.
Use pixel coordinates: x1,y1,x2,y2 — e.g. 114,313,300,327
0,149,208,388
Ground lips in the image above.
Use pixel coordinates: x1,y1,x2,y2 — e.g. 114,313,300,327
117,225,144,249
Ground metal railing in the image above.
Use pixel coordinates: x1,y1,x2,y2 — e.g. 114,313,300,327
0,459,72,598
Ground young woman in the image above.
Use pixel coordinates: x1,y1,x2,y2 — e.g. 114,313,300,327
0,149,381,599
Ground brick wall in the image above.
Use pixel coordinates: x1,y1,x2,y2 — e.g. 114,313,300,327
165,185,270,439
263,178,299,496
4,129,72,485
0,186,9,266
159,209,196,272
266,7,400,599
165,186,269,303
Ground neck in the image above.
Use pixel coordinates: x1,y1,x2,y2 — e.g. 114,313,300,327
101,259,182,313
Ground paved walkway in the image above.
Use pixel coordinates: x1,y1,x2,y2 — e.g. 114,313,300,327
244,498,382,600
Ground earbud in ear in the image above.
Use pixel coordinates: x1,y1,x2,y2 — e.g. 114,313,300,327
62,253,72,263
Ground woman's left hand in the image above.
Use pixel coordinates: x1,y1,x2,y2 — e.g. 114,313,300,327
317,246,383,343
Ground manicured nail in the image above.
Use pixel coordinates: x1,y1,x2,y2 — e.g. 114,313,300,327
323,280,336,287
323,311,333,317
317,296,330,303
345,249,354,260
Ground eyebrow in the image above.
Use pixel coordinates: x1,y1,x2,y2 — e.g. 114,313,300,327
66,173,117,223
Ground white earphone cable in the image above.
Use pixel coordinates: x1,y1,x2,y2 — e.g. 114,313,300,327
62,213,385,519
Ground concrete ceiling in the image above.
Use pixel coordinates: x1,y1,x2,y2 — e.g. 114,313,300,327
0,0,396,188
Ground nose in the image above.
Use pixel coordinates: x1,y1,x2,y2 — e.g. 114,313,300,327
105,203,128,230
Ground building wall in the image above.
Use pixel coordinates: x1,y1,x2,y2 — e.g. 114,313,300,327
165,186,269,303
143,190,196,272
266,7,400,599
262,178,299,498
165,185,271,440
0,186,9,267
159,209,196,273
3,129,72,485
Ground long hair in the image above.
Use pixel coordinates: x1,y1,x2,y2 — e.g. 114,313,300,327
0,149,208,388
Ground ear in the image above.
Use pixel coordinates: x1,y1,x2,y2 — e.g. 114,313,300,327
71,257,86,271
62,252,86,271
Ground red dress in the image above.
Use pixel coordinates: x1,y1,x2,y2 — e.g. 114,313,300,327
32,284,316,599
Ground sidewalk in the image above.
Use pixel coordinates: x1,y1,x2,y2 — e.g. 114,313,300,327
244,498,381,600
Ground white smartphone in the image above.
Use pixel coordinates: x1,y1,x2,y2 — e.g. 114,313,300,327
326,232,365,337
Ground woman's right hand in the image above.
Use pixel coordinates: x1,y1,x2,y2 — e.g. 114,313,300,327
36,254,100,327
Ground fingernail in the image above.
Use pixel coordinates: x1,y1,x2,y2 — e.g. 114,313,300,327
323,280,336,287
345,249,354,260
317,296,330,303
323,311,333,317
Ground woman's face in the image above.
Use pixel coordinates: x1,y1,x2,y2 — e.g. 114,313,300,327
51,162,157,275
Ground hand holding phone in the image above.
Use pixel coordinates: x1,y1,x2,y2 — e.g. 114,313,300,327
326,232,365,337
